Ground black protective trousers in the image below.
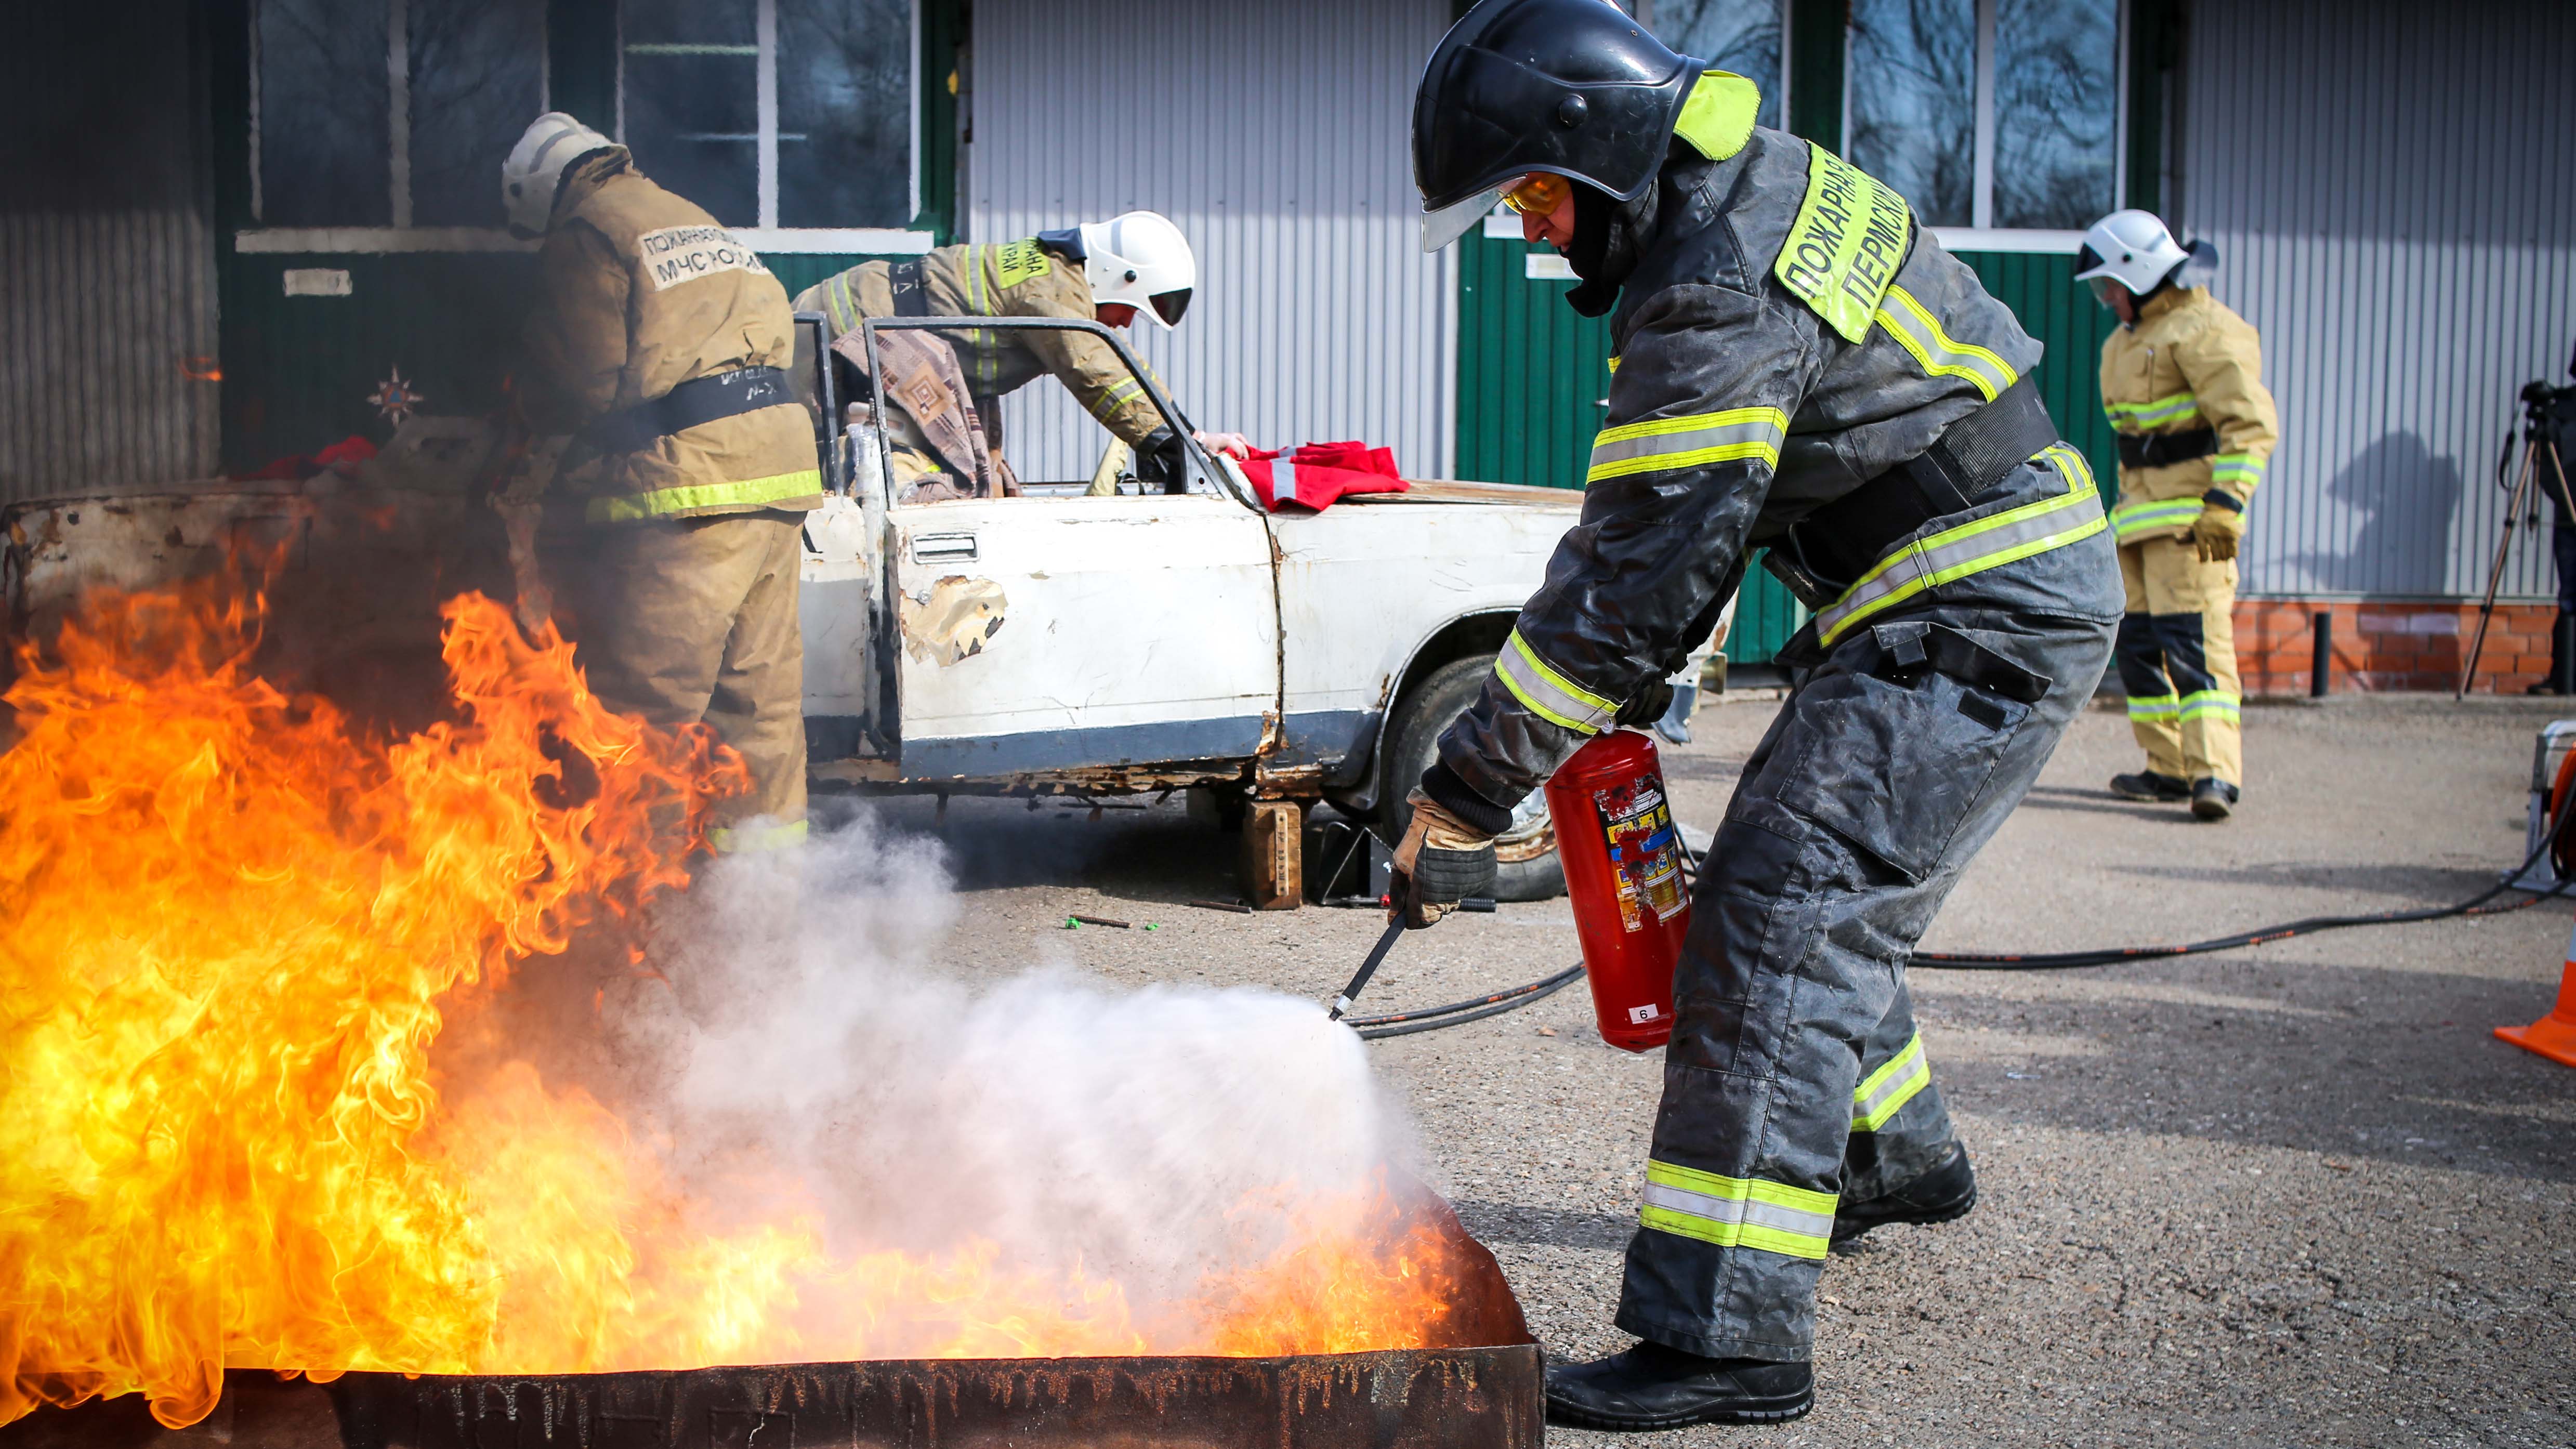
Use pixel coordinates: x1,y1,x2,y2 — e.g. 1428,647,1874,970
1615,599,2115,1362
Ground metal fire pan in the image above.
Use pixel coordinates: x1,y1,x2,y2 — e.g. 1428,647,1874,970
2,1208,1539,1448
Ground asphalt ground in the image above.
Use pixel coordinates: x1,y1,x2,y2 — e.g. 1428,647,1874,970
841,690,2576,1447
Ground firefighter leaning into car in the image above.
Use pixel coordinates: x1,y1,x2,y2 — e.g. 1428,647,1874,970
2081,209,2279,821
792,214,1250,500
502,112,818,853
1390,0,2120,1429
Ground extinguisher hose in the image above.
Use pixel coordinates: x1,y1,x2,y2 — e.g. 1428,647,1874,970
1344,963,1588,1040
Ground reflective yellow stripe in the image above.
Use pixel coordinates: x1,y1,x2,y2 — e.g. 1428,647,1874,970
1493,628,1617,734
827,271,861,333
1093,376,1145,419
709,818,810,854
2211,454,2265,489
585,468,824,524
2109,497,2206,543
2104,392,2201,430
1639,1160,1837,1261
1872,285,2019,402
2178,690,2240,722
1813,444,2107,648
2127,693,2181,721
1606,354,1621,373
1586,407,1787,484
1851,1033,1931,1131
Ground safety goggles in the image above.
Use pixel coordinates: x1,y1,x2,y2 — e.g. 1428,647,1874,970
1500,173,1570,218
1420,171,1574,252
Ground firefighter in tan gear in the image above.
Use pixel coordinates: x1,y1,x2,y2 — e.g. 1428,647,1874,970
793,214,1249,497
503,113,821,852
2079,210,2279,821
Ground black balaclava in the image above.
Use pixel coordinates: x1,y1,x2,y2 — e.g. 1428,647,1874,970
1563,170,1663,318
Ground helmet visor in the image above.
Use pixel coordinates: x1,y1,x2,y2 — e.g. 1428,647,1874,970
1422,186,1505,252
2071,243,2114,282
1151,288,1192,328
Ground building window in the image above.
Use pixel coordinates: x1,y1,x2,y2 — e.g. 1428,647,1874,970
621,0,916,232
246,0,919,245
1659,0,1786,130
255,0,544,229
1845,0,2120,232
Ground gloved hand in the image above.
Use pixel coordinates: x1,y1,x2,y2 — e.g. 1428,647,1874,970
2193,493,2245,562
1390,789,1499,928
1614,679,1677,729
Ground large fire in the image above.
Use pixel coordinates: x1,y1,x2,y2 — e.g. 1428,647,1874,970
0,582,1480,1431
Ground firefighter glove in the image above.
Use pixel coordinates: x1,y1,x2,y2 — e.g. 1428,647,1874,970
1614,679,1677,729
1391,789,1497,928
2193,491,2246,562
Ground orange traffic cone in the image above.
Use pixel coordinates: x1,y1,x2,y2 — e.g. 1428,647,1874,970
2496,916,2576,1068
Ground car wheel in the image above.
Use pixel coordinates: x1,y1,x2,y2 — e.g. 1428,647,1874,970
1377,653,1567,902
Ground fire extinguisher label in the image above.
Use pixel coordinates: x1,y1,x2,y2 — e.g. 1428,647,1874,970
1629,1003,1663,1023
1593,780,1688,932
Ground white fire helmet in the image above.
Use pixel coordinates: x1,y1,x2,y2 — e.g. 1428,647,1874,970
2073,209,2192,298
502,113,621,240
1075,211,1197,330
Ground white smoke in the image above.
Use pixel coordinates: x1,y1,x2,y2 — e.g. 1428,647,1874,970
566,809,1415,1328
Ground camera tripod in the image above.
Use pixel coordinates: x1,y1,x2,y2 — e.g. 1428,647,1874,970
2459,386,2576,699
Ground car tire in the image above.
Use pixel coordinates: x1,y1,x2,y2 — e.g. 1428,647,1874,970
1377,653,1567,903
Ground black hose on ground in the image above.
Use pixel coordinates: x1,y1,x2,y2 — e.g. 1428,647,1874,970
1346,781,2575,1034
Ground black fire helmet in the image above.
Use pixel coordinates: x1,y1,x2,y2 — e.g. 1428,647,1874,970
1413,0,1701,252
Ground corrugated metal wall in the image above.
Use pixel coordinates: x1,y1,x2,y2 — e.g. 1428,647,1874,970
967,0,1454,482
1,4,219,501
2179,0,2576,600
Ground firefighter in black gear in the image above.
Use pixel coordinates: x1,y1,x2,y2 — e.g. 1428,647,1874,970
1395,0,2120,1429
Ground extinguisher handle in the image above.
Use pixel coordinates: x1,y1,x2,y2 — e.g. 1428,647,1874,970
1328,915,1410,1020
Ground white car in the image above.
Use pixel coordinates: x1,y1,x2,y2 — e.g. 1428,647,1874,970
0,316,1720,902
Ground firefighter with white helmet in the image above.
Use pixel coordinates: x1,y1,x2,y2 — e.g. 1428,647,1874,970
502,111,821,854
792,213,1250,492
2078,208,2280,820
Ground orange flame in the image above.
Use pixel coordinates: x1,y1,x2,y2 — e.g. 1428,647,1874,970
0,582,1480,1430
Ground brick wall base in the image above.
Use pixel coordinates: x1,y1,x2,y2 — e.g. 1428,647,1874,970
2236,600,2565,695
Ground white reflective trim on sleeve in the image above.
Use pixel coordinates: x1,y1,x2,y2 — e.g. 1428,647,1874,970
1493,629,1616,734
1873,285,2019,402
1586,407,1787,484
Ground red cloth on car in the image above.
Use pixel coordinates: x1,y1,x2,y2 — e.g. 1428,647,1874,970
232,435,378,481
1238,440,1408,512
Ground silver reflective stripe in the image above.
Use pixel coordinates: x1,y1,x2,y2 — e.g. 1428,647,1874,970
1813,444,2109,648
1586,407,1787,484
1641,1181,1836,1243
1873,285,2019,402
1493,629,1616,734
2110,498,2205,542
1851,1033,1931,1131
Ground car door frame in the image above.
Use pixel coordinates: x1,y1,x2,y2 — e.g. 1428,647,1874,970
852,315,1285,783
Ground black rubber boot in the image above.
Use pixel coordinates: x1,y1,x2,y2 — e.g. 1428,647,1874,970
1833,1142,1978,1244
1545,1341,1814,1431
2110,769,2191,802
2190,778,2241,821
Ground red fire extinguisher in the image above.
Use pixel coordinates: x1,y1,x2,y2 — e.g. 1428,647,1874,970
1545,730,1691,1051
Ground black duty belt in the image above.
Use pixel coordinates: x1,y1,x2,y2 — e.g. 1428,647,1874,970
2115,426,2217,469
886,258,931,317
580,365,791,455
1786,377,2063,589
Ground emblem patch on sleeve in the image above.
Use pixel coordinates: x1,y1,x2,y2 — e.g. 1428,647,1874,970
638,225,770,291
1773,143,1911,344
992,238,1053,288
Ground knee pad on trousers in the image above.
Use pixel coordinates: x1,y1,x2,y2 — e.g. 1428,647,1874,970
2114,613,2167,695
2150,612,2214,695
